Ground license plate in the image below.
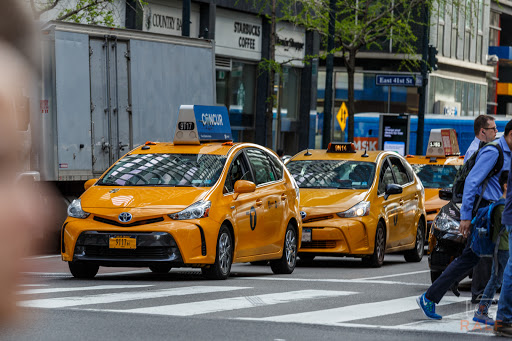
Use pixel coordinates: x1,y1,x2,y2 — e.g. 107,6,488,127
302,228,312,242
109,236,136,249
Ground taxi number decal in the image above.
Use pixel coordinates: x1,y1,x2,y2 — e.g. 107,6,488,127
268,200,279,209
246,206,257,231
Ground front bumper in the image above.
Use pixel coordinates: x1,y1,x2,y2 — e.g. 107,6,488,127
428,228,465,271
299,215,372,256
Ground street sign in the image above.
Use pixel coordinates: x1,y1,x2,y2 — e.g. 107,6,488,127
375,75,416,87
336,102,348,132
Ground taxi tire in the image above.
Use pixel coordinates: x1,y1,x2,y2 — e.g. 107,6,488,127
202,225,233,280
68,261,99,279
362,222,385,268
270,224,297,274
404,220,425,262
149,264,172,274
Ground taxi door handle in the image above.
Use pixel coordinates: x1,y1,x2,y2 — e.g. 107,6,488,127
281,194,287,201
256,199,263,207
414,194,419,200
399,199,404,205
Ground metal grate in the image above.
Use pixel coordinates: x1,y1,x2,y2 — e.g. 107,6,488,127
215,56,231,70
84,245,176,259
301,241,337,249
303,215,333,223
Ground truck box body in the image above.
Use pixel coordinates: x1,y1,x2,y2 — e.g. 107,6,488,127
39,22,216,183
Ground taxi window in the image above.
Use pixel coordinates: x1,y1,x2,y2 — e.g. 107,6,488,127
245,148,276,185
411,164,460,188
267,152,284,180
99,153,226,187
286,160,376,189
224,153,253,193
378,160,395,194
389,157,410,185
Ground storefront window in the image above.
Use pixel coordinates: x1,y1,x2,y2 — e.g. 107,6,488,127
216,61,256,142
276,66,301,120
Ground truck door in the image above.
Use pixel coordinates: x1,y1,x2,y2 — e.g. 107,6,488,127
90,36,131,175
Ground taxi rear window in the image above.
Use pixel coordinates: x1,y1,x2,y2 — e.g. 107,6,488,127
286,160,376,189
99,153,226,187
411,164,460,189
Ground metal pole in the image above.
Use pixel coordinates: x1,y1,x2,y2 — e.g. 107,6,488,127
417,5,429,155
322,0,336,149
182,0,190,37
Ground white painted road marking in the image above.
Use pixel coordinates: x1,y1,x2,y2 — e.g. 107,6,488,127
19,286,250,309
99,290,357,316
18,284,153,295
239,276,428,287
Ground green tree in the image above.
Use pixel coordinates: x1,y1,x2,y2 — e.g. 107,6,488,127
29,0,145,26
284,0,474,143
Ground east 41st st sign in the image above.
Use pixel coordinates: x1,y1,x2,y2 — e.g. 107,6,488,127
375,75,418,87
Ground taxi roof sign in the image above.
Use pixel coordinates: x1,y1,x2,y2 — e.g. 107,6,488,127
327,142,357,153
173,105,233,145
425,128,460,158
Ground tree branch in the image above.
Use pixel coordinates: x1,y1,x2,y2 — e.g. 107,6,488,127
56,0,110,22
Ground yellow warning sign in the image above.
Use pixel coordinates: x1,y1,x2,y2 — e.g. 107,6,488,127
337,102,348,132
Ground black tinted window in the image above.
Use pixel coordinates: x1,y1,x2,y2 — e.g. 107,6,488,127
245,148,275,185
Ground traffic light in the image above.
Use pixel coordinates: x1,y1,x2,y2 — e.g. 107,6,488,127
428,45,439,71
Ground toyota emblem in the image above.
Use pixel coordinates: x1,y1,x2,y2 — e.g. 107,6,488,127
300,211,307,220
118,212,132,223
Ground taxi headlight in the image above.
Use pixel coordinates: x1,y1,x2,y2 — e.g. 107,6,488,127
432,212,459,232
337,201,370,218
67,199,90,219
169,200,211,220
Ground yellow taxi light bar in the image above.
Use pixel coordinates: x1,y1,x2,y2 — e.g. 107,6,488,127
327,142,357,153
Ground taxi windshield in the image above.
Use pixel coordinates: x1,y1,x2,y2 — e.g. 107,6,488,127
411,164,460,189
287,160,376,189
99,153,226,187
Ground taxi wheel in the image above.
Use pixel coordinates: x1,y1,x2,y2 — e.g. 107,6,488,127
363,222,385,268
149,264,172,274
404,220,425,262
270,224,297,274
202,225,233,280
68,261,99,279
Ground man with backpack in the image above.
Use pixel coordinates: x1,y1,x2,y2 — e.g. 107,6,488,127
417,119,512,320
465,115,498,162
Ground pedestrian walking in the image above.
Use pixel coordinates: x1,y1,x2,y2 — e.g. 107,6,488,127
417,119,512,320
473,170,509,326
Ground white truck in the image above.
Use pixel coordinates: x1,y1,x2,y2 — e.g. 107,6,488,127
28,21,216,251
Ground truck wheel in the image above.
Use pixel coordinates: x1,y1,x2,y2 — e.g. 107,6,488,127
362,222,385,268
68,261,99,279
202,225,232,280
149,264,172,274
404,220,425,262
270,224,297,274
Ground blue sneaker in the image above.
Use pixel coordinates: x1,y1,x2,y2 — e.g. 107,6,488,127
473,311,495,326
416,293,442,320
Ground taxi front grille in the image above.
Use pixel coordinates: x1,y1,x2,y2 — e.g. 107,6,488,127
83,246,176,259
93,216,164,227
301,241,336,249
303,215,333,223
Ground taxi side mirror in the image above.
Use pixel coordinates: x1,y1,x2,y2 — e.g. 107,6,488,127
439,188,453,201
84,178,98,191
233,180,256,199
384,184,402,200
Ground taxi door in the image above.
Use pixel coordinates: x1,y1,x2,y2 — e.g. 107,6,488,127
244,148,285,255
389,156,419,245
376,157,403,248
225,152,263,258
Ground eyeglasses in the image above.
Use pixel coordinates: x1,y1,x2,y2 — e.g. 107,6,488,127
483,126,498,131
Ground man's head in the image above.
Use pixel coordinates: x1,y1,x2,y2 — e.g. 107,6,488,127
474,115,497,143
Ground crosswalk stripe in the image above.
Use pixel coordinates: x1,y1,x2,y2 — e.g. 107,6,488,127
18,284,153,295
243,295,469,324
18,286,250,309
101,290,357,316
239,276,428,287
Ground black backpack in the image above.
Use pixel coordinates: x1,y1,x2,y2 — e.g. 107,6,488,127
452,142,504,204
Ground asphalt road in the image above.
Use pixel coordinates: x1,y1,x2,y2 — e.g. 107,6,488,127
0,254,497,340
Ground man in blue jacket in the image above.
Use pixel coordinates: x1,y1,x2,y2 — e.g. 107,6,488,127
417,119,512,320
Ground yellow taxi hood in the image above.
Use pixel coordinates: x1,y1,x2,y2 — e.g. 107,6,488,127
424,188,447,211
299,188,368,213
80,186,210,210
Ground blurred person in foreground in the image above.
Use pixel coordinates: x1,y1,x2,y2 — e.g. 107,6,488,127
0,0,57,326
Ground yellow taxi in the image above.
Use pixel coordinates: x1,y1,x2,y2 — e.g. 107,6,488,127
61,105,302,279
285,143,426,267
404,129,463,241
